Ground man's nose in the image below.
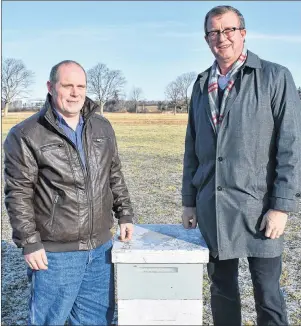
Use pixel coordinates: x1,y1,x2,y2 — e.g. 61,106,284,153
217,31,227,41
70,87,79,96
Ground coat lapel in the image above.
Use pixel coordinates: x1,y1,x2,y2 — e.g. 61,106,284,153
221,72,242,126
199,71,217,135
221,51,262,125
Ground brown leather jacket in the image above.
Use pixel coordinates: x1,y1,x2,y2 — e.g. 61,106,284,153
4,95,133,254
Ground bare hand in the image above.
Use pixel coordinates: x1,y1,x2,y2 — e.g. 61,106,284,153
182,206,197,229
119,223,134,242
259,209,288,239
24,248,48,270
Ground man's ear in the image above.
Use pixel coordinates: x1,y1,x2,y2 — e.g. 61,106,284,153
46,81,52,95
241,29,247,44
204,35,209,45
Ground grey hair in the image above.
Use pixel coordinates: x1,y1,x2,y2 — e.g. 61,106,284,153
49,60,87,84
204,5,245,34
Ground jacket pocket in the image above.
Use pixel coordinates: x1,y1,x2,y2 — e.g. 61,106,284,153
92,137,111,149
39,142,68,168
50,194,59,232
93,137,110,143
192,163,215,192
102,181,115,230
256,166,268,196
40,143,64,152
92,137,113,170
92,137,111,155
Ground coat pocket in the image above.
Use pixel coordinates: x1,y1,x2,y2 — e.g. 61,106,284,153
40,142,64,152
92,137,111,147
93,137,110,143
92,137,112,162
39,142,68,167
192,163,215,192
50,194,59,232
105,179,114,228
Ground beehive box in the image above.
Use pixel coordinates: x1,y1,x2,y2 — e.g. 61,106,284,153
112,224,209,325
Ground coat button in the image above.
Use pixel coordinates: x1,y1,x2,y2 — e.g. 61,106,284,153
217,186,223,191
296,193,301,197
218,157,223,162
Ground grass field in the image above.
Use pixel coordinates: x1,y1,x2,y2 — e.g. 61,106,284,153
1,112,301,325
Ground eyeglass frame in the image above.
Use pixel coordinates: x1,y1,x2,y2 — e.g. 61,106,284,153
205,27,245,40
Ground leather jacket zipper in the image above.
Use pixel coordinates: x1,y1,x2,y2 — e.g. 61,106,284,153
50,194,59,230
45,115,93,249
82,123,94,250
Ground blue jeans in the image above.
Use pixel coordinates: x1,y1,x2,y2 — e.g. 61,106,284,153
27,239,116,325
207,255,288,326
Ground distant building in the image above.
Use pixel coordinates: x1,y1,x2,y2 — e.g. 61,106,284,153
11,100,23,109
23,98,45,109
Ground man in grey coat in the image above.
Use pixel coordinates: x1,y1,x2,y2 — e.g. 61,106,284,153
182,5,301,326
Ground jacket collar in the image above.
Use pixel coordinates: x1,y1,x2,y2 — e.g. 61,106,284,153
198,50,262,87
41,93,99,124
244,50,262,69
198,67,211,92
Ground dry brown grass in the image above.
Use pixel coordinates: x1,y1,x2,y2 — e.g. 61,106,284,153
2,112,37,133
1,112,188,135
105,112,188,125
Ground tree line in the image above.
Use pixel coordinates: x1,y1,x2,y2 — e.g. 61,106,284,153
2,57,301,117
1,58,197,117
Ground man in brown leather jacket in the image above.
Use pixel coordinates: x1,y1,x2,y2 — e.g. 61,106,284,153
4,60,134,325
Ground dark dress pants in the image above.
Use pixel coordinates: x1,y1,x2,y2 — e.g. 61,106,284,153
207,255,288,326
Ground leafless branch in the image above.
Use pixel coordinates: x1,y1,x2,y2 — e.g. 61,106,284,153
87,63,126,114
175,72,197,111
1,58,34,105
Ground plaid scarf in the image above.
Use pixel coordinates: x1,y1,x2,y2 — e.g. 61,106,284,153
208,46,247,132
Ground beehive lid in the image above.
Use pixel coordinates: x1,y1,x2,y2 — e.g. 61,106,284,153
112,224,209,264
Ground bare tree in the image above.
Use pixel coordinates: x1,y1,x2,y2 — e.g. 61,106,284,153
130,87,143,113
165,81,182,115
87,63,126,115
141,98,147,113
157,101,164,112
298,87,301,100
105,91,125,112
176,72,197,112
1,58,34,117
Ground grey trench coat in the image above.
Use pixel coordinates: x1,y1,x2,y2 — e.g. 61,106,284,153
182,50,301,260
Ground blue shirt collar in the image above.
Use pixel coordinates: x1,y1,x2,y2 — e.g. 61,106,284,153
52,107,84,127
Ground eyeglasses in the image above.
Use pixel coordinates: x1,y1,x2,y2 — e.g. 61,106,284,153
206,27,245,40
